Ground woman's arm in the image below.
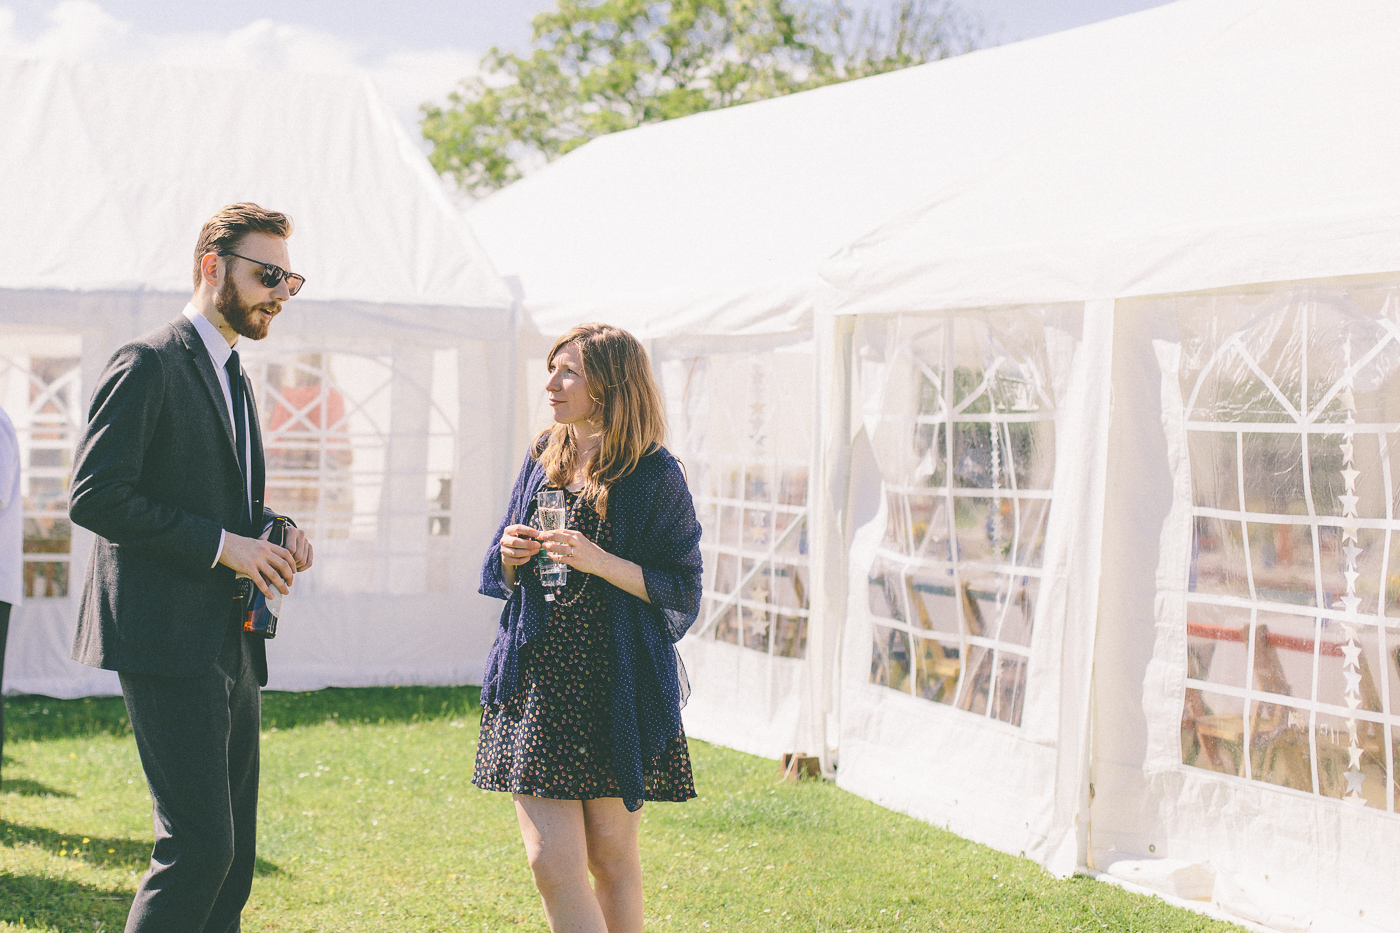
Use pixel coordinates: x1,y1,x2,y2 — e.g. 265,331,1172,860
480,446,544,601
540,454,701,618
541,537,650,603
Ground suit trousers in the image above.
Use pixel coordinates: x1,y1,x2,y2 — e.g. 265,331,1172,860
119,611,261,933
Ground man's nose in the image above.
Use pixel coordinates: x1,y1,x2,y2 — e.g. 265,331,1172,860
271,277,292,300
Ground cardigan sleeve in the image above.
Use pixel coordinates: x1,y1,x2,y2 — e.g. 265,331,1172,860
632,454,704,643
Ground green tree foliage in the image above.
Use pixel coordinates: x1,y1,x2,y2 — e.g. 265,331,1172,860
422,0,978,196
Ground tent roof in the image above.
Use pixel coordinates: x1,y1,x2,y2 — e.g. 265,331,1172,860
466,0,1261,341
824,0,1400,314
0,58,512,310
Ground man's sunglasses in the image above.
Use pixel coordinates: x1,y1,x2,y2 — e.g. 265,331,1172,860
220,252,306,296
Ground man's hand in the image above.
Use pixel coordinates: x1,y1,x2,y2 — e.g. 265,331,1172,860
283,524,313,572
219,532,295,599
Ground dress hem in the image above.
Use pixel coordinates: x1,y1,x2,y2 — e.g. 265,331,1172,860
470,780,695,804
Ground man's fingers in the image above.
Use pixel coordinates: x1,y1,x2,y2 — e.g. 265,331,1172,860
251,572,278,600
286,528,313,571
258,544,295,593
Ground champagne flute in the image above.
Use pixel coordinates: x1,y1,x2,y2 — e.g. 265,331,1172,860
536,489,569,597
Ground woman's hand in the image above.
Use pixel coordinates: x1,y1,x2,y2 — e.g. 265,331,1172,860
499,524,542,568
540,529,650,603
539,528,605,576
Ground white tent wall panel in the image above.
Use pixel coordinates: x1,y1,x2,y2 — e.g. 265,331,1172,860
1,294,514,696
1089,278,1400,931
657,336,818,760
676,639,804,759
836,686,1057,856
837,302,1111,876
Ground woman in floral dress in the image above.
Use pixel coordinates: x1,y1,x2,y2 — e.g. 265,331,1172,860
475,323,703,933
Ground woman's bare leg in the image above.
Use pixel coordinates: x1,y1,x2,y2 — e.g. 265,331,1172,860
583,798,644,933
514,795,607,933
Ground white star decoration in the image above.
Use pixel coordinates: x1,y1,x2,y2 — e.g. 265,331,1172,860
1336,353,1367,805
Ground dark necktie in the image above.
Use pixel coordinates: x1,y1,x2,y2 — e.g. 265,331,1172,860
225,350,251,529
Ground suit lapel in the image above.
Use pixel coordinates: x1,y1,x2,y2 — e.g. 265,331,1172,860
172,315,240,463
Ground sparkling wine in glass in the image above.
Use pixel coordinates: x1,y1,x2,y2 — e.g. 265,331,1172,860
536,490,569,594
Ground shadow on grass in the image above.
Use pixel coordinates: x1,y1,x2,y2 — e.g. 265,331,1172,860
6,685,482,741
1,777,74,797
0,871,132,932
4,694,131,742
2,818,285,878
260,685,482,731
3,818,151,871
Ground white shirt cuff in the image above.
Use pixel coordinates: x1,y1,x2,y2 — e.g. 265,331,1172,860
212,529,226,569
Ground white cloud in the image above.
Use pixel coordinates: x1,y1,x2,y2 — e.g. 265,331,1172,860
0,1,482,135
0,0,128,59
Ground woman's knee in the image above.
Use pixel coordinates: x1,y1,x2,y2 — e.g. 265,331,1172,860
527,841,589,894
586,835,641,886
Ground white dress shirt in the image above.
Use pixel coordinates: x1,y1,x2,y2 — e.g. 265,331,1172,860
182,304,254,566
0,405,22,605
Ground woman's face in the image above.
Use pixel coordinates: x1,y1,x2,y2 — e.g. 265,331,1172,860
546,344,598,426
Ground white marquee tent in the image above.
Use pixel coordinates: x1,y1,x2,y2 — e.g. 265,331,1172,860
472,0,1400,929
0,59,517,697
467,0,1254,766
8,0,1400,928
820,1,1400,928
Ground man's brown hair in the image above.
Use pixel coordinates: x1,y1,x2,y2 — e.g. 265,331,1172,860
192,203,294,287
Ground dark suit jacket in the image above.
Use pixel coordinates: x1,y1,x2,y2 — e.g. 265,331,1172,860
70,314,277,685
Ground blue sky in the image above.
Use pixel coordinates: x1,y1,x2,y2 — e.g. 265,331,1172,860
0,1,1173,132
1,1,1173,50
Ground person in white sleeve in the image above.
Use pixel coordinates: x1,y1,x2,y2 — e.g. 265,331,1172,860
0,404,21,786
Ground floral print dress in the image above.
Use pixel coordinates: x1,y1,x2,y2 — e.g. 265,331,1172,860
473,489,696,803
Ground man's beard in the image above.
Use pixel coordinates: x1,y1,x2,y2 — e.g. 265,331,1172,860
215,275,277,341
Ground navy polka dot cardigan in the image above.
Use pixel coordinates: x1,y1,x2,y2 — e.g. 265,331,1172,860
479,441,704,811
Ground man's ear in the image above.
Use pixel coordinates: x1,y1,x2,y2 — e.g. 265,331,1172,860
199,252,221,289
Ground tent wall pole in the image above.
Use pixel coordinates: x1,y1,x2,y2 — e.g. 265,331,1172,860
808,312,855,777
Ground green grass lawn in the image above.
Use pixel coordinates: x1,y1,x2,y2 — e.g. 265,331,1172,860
0,686,1244,932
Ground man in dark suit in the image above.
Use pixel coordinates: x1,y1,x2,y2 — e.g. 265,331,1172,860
70,202,314,933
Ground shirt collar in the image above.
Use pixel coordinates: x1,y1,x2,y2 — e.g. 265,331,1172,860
182,303,237,369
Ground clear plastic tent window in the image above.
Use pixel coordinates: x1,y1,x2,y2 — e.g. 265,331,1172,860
0,335,83,600
1179,283,1400,811
664,347,813,658
863,311,1057,726
244,346,460,596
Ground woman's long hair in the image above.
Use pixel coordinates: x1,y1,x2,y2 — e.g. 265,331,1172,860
536,323,666,519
